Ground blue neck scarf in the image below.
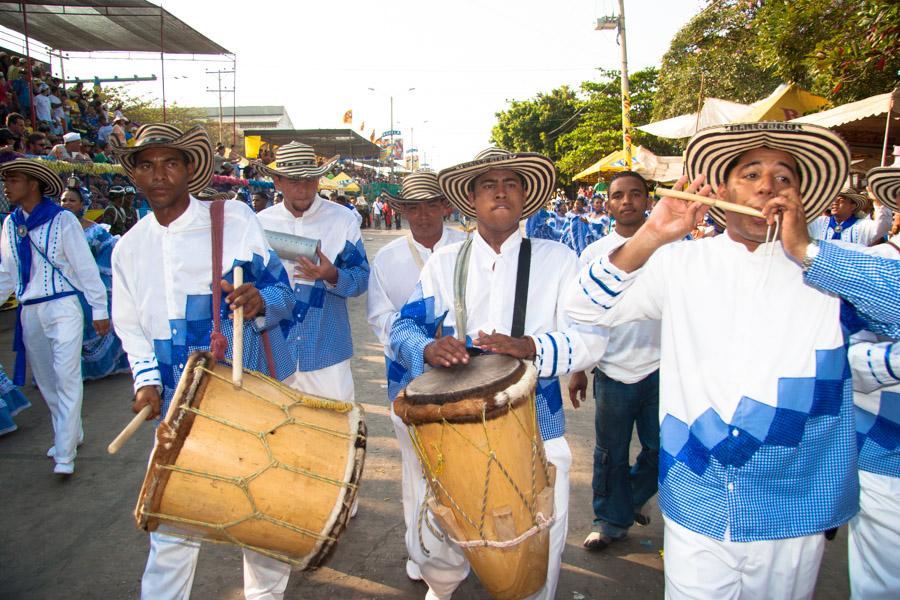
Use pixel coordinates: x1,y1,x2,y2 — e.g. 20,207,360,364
828,214,858,240
10,198,66,384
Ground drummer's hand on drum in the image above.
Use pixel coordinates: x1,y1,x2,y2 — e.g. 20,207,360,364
567,371,588,409
424,336,469,368
220,279,265,319
296,248,339,285
473,330,536,360
133,385,162,420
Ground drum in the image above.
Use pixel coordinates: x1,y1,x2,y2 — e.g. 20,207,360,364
135,351,366,569
394,354,554,600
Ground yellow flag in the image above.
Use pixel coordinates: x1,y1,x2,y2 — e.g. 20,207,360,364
244,135,262,159
343,110,353,124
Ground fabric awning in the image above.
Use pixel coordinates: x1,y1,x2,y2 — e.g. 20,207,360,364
637,98,750,139
0,1,229,54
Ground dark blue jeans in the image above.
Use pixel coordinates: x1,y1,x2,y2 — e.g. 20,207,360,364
592,368,660,537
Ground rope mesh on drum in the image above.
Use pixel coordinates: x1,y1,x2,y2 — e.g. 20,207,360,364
408,390,551,549
202,367,354,413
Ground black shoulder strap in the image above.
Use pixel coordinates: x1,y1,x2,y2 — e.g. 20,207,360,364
511,238,531,338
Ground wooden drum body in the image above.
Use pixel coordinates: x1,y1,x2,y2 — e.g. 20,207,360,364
394,354,554,600
135,351,366,569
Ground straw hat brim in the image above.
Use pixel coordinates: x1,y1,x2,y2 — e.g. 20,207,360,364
256,156,338,181
437,153,556,220
866,167,900,212
684,123,850,229
196,187,236,201
113,126,213,195
835,189,869,214
0,159,64,198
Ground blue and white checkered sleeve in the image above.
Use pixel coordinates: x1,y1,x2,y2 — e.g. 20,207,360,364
389,273,448,381
848,340,900,394
244,249,295,333
331,236,370,298
805,242,900,338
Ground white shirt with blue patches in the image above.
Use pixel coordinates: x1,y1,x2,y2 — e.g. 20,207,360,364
565,233,885,542
111,196,296,415
366,227,467,400
849,333,899,479
808,203,892,246
257,196,369,373
389,230,608,441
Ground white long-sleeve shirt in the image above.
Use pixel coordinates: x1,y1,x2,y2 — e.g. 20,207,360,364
580,229,660,383
0,208,107,320
808,202,892,246
367,226,467,399
390,230,608,440
565,233,859,542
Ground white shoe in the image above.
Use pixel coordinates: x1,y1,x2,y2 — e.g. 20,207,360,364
53,462,75,475
47,436,84,458
406,559,423,581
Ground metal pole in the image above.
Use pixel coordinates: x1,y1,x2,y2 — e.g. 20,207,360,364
217,70,223,144
617,0,632,170
21,1,37,129
390,95,394,175
232,56,237,145
880,91,895,167
159,6,166,122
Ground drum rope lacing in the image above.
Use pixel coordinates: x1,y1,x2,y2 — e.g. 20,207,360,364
407,391,553,551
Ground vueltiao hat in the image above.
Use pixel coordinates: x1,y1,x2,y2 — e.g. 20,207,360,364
684,122,850,228
255,141,338,180
866,166,900,212
113,123,213,195
384,169,444,212
0,158,64,198
437,147,556,219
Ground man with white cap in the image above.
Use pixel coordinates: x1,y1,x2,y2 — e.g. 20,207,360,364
843,165,900,600
256,142,369,404
0,158,107,475
565,122,900,599
365,169,466,581
808,186,892,245
389,147,608,600
111,123,298,600
51,131,90,163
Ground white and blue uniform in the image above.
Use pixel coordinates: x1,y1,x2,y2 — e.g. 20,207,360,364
0,204,107,470
808,202,892,246
112,196,298,600
565,235,899,600
390,230,608,600
366,226,467,578
257,195,369,402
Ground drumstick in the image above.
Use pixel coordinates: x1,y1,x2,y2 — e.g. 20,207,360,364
656,187,765,218
232,266,244,389
107,405,152,454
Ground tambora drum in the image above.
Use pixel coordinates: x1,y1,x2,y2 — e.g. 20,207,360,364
135,351,366,569
394,354,554,600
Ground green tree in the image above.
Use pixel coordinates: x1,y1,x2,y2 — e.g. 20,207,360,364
754,0,899,102
652,1,780,121
490,86,580,162
101,86,204,133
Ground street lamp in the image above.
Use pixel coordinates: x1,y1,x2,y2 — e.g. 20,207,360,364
368,87,416,175
595,1,632,169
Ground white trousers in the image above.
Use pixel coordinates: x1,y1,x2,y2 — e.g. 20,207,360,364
283,359,355,402
663,518,824,600
849,470,900,600
390,402,424,557
140,360,356,599
22,295,83,466
141,531,290,600
408,436,572,600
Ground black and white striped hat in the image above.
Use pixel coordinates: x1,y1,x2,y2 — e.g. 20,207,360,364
255,141,338,180
0,158,64,198
113,123,213,195
196,186,236,201
437,147,556,219
834,188,870,215
866,166,900,212
684,122,850,228
384,169,444,211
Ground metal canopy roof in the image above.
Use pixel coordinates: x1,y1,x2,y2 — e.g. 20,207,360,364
0,1,229,54
242,128,383,160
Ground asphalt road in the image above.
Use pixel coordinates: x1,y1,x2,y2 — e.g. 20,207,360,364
0,227,850,599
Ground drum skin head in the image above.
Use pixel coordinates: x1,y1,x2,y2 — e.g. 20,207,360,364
403,354,525,405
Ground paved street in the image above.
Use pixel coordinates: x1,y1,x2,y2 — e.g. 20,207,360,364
0,228,850,599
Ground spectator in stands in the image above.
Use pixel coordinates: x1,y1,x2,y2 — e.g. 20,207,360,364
96,115,112,145
51,132,90,163
92,140,111,164
0,128,20,163
24,132,48,157
50,93,65,135
34,83,51,125
110,116,127,147
6,112,24,152
252,191,269,213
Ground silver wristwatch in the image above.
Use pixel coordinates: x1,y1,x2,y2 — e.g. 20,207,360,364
800,240,820,272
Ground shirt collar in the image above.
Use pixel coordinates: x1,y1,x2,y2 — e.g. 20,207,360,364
410,226,455,253
152,195,200,231
473,228,522,258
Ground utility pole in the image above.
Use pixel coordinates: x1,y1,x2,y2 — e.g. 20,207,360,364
390,95,394,176
206,69,235,145
596,0,632,169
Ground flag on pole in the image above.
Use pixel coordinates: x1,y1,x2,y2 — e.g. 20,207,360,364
359,121,365,132
244,135,262,159
369,129,376,143
343,110,352,124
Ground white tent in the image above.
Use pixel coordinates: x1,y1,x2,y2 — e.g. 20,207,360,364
637,98,750,139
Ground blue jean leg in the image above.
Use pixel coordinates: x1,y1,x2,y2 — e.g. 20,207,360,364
591,369,660,536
